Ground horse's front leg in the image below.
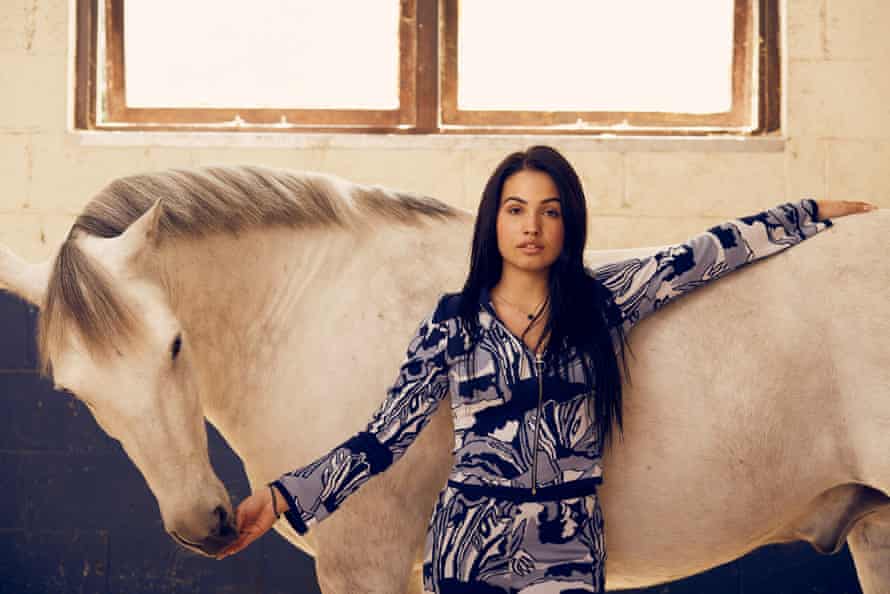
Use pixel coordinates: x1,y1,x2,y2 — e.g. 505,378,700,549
307,402,452,594
847,504,890,594
312,494,423,594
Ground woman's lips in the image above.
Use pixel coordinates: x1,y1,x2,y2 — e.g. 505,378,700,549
520,245,543,254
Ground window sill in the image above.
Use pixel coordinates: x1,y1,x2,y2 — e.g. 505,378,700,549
72,130,787,153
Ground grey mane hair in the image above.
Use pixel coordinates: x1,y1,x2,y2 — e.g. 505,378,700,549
38,165,460,376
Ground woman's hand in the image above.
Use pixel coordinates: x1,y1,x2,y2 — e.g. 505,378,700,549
215,486,283,559
815,200,877,221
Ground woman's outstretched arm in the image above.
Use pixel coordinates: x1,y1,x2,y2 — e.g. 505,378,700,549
590,199,876,333
217,296,459,558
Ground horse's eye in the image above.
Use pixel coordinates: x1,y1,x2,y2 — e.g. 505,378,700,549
171,334,183,360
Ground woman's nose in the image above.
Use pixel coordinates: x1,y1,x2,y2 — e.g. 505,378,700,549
523,214,541,234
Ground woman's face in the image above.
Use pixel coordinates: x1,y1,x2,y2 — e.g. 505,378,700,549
496,168,565,277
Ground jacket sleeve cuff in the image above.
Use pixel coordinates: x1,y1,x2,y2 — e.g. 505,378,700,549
270,480,309,535
801,198,833,229
803,198,821,222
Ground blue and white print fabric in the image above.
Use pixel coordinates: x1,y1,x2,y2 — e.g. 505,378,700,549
272,199,829,591
591,200,830,331
423,483,606,593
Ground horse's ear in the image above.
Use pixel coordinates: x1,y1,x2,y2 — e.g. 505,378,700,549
0,244,51,307
113,199,164,263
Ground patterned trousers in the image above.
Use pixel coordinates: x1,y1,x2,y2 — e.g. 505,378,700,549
422,480,606,593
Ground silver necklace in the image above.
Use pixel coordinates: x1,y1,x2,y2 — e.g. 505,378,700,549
492,293,548,321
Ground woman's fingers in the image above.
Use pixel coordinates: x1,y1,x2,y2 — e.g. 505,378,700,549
217,538,242,559
215,488,280,560
217,523,259,559
844,201,878,214
815,199,878,220
235,491,266,530
235,502,248,533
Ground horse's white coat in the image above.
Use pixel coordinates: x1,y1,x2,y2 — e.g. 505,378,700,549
1,205,888,593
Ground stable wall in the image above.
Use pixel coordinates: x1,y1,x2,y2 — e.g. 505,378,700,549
2,2,889,263
1,0,887,592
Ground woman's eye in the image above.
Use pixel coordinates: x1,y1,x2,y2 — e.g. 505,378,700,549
507,206,521,215
171,334,183,360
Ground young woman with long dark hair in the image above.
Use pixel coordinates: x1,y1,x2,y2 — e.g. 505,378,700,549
216,146,874,592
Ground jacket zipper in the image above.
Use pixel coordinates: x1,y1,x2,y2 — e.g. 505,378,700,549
487,311,546,495
531,354,544,495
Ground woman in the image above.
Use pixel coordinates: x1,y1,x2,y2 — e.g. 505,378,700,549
216,146,875,592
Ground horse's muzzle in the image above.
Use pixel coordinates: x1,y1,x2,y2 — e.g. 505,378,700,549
170,506,238,557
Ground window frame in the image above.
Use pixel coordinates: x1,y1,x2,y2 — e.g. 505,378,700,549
74,0,779,135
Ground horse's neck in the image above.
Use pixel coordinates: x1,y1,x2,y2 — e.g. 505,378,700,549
162,216,472,472
162,226,356,442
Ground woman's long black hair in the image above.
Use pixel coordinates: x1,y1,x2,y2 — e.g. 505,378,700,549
456,145,629,447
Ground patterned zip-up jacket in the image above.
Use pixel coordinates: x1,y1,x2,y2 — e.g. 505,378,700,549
273,200,830,535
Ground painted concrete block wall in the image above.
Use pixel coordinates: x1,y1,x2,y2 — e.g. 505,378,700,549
2,2,889,262
2,0,888,591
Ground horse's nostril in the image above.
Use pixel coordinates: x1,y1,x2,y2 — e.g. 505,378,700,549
213,505,237,539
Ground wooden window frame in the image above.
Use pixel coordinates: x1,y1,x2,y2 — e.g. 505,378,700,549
75,0,779,135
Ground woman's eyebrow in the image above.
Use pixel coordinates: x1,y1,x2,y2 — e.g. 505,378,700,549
504,196,561,204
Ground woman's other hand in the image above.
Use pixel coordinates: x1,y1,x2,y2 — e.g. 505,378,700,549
815,200,878,221
215,486,283,559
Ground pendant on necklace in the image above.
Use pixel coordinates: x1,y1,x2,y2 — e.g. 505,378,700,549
527,314,534,320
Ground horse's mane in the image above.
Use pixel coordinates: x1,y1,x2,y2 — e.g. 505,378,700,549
38,165,461,375
73,165,459,239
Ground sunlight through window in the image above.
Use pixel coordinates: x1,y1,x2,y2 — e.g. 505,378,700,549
124,0,400,109
79,0,774,133
458,0,734,114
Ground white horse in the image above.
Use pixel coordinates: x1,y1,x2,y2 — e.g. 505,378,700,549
0,165,887,593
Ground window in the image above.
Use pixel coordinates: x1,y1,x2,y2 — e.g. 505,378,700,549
75,0,779,135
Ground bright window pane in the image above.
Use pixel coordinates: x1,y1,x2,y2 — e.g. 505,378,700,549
124,0,400,109
459,0,734,114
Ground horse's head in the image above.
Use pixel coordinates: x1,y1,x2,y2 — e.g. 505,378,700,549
0,201,237,557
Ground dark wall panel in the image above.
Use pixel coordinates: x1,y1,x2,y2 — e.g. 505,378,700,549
0,531,108,594
0,296,37,370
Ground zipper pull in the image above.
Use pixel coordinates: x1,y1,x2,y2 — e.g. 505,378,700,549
531,353,545,495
